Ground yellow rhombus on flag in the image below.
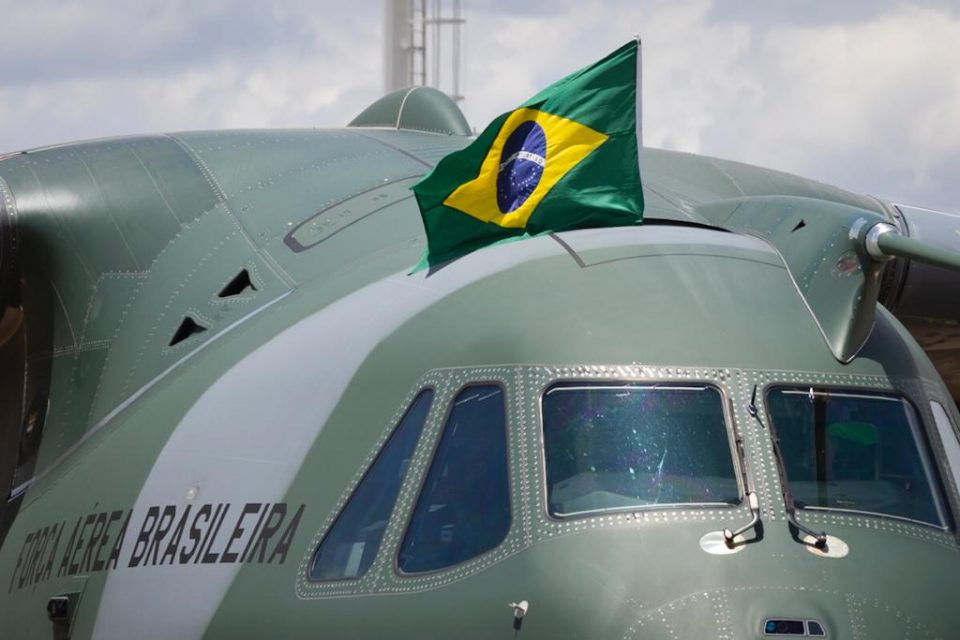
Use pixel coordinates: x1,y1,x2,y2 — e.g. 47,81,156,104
412,39,644,267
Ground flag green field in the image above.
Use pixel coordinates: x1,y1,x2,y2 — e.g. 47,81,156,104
413,39,644,267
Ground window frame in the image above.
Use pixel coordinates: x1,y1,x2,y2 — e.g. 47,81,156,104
394,379,514,578
762,383,954,531
306,386,436,584
537,379,746,523
931,400,960,496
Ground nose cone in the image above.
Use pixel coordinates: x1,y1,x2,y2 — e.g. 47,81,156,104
508,522,957,640
614,586,941,639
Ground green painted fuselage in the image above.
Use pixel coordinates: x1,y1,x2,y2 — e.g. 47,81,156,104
0,105,958,639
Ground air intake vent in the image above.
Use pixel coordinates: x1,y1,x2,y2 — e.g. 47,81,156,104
218,269,256,298
169,316,207,346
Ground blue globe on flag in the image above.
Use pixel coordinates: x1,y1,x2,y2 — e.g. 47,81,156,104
496,121,547,213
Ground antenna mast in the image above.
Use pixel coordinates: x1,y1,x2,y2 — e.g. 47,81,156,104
383,0,465,103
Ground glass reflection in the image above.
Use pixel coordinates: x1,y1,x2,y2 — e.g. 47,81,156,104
542,384,739,518
767,388,946,527
398,385,511,573
310,389,433,581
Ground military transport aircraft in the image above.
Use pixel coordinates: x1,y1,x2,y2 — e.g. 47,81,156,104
1,79,960,639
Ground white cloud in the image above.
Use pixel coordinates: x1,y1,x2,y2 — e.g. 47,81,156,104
700,4,960,207
0,2,229,76
462,0,960,209
0,2,382,148
0,1,958,210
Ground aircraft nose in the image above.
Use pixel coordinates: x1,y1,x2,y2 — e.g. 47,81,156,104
618,588,841,639
619,586,923,640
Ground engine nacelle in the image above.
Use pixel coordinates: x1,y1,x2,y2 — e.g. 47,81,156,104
881,203,960,401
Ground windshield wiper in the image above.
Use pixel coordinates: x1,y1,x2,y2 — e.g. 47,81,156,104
723,430,761,545
749,385,828,549
720,394,762,546
723,491,760,545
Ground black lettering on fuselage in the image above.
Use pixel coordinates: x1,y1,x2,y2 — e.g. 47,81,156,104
268,504,304,564
21,527,44,588
160,505,191,565
195,504,225,564
220,503,260,564
94,511,123,572
240,503,270,563
81,512,108,573
8,500,304,585
144,506,176,566
201,504,230,564
108,511,131,570
181,504,212,564
40,522,63,584
247,504,286,563
58,518,82,577
20,528,40,588
69,514,96,575
128,507,160,568
30,525,52,586
9,532,33,593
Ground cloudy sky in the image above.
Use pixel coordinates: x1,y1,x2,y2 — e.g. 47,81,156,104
1,0,958,210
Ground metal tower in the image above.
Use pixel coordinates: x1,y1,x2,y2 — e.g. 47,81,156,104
383,0,465,103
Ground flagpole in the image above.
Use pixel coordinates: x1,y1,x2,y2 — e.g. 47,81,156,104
634,35,643,199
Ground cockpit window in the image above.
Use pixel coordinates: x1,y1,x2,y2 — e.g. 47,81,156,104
309,389,433,581
541,383,740,518
398,385,510,574
766,387,947,527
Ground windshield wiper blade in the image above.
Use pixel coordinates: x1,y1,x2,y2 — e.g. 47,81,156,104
749,385,828,549
724,491,760,544
723,413,762,546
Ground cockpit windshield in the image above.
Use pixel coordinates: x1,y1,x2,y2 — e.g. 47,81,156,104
541,383,740,518
766,387,948,528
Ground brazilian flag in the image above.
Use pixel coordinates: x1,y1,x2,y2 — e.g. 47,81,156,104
413,40,644,267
